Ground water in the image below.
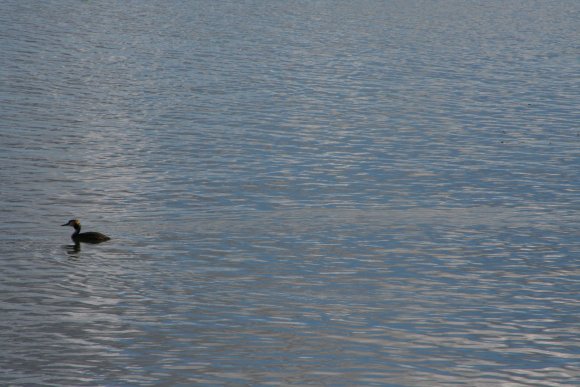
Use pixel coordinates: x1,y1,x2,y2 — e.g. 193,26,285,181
1,1,579,385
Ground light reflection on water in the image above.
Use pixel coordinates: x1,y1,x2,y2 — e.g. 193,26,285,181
1,0,579,385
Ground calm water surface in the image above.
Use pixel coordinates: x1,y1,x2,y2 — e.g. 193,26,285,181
1,1,579,385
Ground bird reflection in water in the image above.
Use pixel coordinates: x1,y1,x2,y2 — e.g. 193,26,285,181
65,242,82,256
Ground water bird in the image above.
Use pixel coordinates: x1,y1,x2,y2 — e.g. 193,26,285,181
61,219,111,243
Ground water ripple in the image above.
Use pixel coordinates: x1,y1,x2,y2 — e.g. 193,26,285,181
1,0,579,385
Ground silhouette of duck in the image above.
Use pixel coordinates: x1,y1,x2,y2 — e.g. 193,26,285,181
61,219,111,244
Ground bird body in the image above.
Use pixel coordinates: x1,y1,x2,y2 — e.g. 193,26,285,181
62,219,110,243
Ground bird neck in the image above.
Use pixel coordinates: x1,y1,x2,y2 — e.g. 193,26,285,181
73,224,81,235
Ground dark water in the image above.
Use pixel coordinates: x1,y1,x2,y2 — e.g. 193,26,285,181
1,1,579,385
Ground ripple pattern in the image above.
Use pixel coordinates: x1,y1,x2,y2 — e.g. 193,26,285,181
1,0,579,386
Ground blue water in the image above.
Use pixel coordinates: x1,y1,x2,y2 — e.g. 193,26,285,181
1,1,579,385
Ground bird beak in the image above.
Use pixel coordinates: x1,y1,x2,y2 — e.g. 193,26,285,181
61,223,69,226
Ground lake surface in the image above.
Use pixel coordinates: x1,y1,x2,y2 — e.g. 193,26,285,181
1,1,579,385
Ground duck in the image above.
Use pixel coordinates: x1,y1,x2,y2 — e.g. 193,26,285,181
61,219,111,243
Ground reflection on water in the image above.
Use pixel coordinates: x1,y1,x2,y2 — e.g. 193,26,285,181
65,243,81,256
1,0,579,385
